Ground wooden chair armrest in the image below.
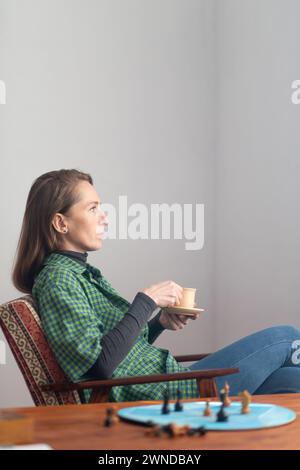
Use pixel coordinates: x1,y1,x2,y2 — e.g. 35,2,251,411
41,367,239,394
173,353,211,362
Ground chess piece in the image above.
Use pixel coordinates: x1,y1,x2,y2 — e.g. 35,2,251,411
169,423,190,437
216,404,228,422
163,424,173,437
104,406,119,427
161,390,170,414
174,389,183,412
163,423,190,438
187,426,207,437
203,400,212,417
239,390,251,414
145,424,163,437
145,421,207,438
219,388,226,406
223,382,232,407
195,426,207,436
110,405,120,424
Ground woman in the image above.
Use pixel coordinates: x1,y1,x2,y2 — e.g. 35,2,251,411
12,169,300,402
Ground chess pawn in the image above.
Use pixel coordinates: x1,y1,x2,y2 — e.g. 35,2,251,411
104,415,112,427
203,400,212,417
104,407,119,427
239,390,251,414
110,405,120,424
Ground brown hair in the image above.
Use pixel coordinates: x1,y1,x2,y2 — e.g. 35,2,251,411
12,169,93,294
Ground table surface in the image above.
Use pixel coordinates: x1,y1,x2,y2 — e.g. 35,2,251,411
3,394,300,450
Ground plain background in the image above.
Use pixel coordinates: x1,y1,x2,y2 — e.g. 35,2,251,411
0,0,299,408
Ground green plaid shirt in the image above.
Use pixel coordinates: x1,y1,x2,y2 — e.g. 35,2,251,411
32,252,198,402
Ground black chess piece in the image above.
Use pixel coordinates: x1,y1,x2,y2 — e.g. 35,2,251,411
161,390,170,414
195,426,207,436
104,407,113,427
174,389,183,412
187,426,207,437
216,404,228,423
163,424,173,437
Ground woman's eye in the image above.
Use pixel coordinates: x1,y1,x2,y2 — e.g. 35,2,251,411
90,206,97,212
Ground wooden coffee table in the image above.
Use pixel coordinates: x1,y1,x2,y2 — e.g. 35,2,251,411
4,393,300,450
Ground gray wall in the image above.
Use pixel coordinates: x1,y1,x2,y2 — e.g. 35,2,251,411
214,0,300,347
0,0,216,407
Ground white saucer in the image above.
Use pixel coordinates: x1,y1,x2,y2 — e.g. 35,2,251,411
164,306,205,316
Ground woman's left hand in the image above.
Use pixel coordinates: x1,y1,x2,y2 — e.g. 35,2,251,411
158,303,201,330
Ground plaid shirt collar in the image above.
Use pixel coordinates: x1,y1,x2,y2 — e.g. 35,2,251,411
42,252,103,279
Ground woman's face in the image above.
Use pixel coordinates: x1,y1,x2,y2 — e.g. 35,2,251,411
53,181,108,253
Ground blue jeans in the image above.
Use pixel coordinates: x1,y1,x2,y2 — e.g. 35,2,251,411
188,325,300,395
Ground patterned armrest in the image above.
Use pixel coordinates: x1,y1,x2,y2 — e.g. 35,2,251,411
0,296,82,406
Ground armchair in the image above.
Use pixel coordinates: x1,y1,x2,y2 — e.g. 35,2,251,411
0,296,239,405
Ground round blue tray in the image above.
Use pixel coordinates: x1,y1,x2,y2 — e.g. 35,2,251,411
118,401,296,431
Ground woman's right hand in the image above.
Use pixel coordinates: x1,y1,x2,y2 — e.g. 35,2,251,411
142,281,183,308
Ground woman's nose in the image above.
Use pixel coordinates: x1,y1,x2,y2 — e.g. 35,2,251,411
100,211,109,225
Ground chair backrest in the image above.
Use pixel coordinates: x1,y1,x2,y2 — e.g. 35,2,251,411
0,295,82,406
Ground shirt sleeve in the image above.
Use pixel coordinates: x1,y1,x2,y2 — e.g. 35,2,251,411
86,292,158,379
38,278,104,381
147,309,165,344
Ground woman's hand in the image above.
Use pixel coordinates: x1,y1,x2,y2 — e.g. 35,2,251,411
158,302,200,330
142,280,183,308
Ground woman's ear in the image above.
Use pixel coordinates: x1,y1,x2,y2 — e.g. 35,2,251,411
52,213,68,234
